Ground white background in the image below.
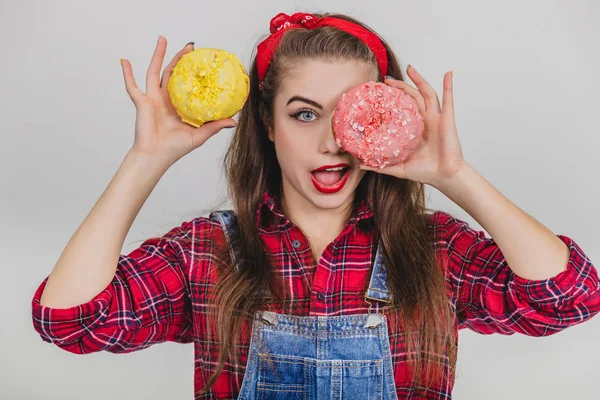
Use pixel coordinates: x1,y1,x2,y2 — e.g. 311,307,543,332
1,0,599,399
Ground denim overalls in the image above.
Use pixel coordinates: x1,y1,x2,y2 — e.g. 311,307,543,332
211,210,399,400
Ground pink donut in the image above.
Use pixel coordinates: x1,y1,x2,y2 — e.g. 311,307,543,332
332,81,424,169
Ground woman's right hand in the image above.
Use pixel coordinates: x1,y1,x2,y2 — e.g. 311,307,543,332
120,36,237,167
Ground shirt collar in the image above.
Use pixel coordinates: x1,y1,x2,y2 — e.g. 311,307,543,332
256,188,373,233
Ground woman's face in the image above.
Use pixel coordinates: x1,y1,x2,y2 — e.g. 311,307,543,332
270,59,378,216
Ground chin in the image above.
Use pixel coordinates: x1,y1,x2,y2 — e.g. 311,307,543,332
309,191,353,210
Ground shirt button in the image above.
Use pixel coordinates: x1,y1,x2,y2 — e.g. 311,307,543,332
317,292,325,301
292,239,301,248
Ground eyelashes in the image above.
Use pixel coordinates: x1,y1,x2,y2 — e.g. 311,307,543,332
290,109,318,123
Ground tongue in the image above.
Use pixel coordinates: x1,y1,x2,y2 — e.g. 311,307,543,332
312,170,343,185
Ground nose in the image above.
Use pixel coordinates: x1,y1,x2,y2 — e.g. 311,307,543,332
319,120,346,154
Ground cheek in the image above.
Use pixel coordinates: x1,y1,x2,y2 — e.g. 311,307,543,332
273,122,297,152
273,130,312,171
272,116,315,163
278,131,298,153
275,133,298,165
278,125,315,153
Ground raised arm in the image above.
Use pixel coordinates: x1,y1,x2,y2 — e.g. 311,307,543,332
31,36,236,353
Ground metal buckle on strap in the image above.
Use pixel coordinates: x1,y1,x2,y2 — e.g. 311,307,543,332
261,310,278,326
364,297,385,329
364,313,383,329
364,295,394,328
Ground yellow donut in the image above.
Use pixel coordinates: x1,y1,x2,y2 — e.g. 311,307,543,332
167,48,249,127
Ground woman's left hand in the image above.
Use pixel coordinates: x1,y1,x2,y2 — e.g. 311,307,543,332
358,66,467,188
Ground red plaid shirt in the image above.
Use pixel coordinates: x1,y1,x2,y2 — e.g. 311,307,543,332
31,190,600,399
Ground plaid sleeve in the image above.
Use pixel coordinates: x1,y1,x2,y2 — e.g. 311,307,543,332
435,211,600,336
31,219,201,354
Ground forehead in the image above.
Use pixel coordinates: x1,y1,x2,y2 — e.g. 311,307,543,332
276,59,378,109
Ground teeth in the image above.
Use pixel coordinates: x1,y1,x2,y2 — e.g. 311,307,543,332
324,167,345,172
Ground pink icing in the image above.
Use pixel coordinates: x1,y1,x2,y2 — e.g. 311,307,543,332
332,81,424,169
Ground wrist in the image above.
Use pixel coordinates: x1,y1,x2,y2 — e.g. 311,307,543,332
434,161,474,193
125,148,174,174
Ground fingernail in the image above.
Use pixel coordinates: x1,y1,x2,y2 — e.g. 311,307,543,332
185,41,195,47
408,64,415,71
385,75,396,80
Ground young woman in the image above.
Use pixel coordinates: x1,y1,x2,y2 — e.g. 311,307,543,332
31,11,600,400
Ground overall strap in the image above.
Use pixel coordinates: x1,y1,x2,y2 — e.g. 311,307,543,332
209,210,270,298
209,210,240,274
365,239,392,304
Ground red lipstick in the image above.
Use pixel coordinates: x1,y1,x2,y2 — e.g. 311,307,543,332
310,163,351,194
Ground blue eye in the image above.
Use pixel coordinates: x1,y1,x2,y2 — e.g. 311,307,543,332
291,109,317,123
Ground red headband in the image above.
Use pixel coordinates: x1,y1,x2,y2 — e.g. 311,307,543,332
256,12,389,91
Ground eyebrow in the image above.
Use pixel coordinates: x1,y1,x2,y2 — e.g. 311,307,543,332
286,95,324,110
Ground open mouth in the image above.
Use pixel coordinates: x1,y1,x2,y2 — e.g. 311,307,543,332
311,167,350,186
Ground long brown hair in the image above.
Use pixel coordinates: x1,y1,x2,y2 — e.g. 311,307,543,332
186,12,458,396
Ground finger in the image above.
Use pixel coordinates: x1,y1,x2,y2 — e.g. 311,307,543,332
358,163,378,172
406,66,442,113
384,77,427,114
120,58,144,105
146,35,167,95
160,42,195,90
191,118,237,145
358,162,406,179
442,71,454,118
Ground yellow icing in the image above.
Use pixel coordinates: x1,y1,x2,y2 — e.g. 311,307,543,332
167,48,249,127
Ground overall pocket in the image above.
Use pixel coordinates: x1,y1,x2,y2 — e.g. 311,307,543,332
257,353,307,400
314,359,383,400
341,359,383,400
256,353,384,400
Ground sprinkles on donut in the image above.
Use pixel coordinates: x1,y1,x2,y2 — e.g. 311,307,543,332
332,81,424,169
